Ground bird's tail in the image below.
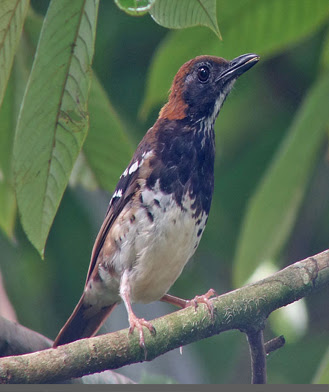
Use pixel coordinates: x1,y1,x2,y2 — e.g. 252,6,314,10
53,294,117,348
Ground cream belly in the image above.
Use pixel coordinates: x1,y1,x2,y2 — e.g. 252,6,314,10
86,187,207,308
124,189,207,304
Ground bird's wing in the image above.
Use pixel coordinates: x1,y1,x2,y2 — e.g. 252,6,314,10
84,147,153,285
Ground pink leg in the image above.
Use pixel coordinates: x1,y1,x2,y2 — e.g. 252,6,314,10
161,288,217,318
120,272,155,356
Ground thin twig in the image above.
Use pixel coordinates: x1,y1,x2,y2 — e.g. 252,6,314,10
264,335,285,355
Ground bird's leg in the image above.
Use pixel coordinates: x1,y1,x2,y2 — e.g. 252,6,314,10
120,271,155,356
160,293,189,308
161,288,217,318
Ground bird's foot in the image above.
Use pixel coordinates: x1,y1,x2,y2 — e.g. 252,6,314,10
128,314,156,358
186,288,217,318
161,288,217,318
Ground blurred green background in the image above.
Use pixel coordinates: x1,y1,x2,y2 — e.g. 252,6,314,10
1,0,329,384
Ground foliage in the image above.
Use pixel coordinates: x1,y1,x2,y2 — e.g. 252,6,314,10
0,0,328,384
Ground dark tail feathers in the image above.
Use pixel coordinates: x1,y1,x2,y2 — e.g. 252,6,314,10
53,295,117,347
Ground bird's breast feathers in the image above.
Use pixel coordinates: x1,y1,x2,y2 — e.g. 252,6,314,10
122,179,208,303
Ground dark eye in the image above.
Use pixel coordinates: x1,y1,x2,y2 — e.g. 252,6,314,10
197,66,210,82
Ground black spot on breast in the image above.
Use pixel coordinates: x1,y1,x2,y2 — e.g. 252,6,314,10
147,211,154,222
142,204,154,222
197,228,203,237
130,214,136,223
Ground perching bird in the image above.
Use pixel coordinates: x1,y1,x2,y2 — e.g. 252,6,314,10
53,53,259,349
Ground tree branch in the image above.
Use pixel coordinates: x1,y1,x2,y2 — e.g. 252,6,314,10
0,317,52,357
247,329,266,384
0,249,328,384
0,316,135,384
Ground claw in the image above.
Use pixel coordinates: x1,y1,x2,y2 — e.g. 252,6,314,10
128,314,156,359
161,289,217,319
187,288,217,319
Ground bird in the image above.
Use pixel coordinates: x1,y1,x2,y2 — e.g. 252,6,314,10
53,53,259,350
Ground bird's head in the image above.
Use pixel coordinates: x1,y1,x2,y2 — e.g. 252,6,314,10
159,53,259,124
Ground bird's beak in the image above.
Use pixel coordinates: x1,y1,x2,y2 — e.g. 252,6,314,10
216,53,260,83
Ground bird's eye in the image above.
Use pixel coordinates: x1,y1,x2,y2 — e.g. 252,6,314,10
197,66,210,83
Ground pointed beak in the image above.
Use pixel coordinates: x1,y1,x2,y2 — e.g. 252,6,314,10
216,53,260,83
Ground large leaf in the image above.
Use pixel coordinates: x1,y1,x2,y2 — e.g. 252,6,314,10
24,8,133,194
83,74,134,192
150,0,221,39
140,0,329,117
14,0,99,257
0,79,16,238
233,72,329,287
0,33,34,239
0,0,29,109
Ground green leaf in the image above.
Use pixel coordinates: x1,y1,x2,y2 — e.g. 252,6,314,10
140,0,329,117
14,0,99,257
0,79,16,238
0,32,34,239
83,74,134,192
24,8,133,195
233,72,329,287
150,0,221,39
319,26,329,73
0,0,29,108
312,346,329,384
114,0,155,16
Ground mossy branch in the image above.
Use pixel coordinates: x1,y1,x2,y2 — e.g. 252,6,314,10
0,249,328,384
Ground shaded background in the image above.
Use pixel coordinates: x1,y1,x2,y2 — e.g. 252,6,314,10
1,0,329,384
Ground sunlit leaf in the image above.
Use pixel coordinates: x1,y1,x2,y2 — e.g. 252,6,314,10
140,0,329,117
0,0,29,109
83,74,134,193
14,0,99,257
233,72,329,287
114,0,155,16
150,0,221,39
